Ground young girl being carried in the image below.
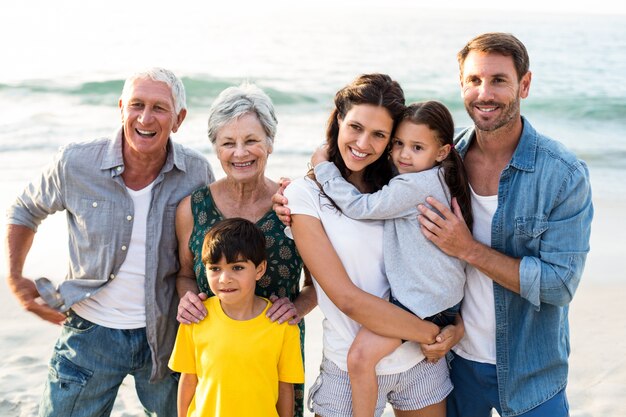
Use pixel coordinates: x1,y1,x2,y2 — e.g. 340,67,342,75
312,101,473,417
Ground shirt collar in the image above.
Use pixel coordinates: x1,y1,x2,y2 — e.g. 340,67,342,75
100,128,186,176
454,116,538,173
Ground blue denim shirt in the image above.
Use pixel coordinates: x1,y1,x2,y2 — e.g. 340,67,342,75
7,129,215,381
455,117,593,416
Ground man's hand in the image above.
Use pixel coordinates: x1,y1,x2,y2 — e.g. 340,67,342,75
267,295,301,325
177,291,208,324
418,197,474,259
311,144,329,167
272,177,292,226
7,275,66,325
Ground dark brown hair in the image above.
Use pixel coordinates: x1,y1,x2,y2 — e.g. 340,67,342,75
201,217,266,267
457,32,530,81
324,73,406,191
402,101,473,230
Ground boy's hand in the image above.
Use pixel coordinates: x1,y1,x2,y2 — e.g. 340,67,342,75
272,178,292,226
311,144,329,167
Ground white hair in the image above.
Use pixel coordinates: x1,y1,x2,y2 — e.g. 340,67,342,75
207,83,277,146
120,67,186,114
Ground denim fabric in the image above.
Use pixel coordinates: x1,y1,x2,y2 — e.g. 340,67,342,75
7,129,214,381
38,311,177,417
447,352,569,417
454,117,592,416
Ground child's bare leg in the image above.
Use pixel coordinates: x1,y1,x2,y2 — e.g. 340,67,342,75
347,327,402,417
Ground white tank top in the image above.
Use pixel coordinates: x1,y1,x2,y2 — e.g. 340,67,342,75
72,182,153,329
453,186,498,364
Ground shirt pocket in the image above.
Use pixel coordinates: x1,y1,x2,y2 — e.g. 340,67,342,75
514,215,548,253
71,198,116,246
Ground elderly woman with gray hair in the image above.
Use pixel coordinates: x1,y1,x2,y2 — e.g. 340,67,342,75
174,83,315,417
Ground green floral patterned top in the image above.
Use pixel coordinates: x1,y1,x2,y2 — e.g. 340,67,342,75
188,185,306,417
189,186,304,300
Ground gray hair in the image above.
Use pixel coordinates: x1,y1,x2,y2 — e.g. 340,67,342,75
120,67,186,114
207,83,277,146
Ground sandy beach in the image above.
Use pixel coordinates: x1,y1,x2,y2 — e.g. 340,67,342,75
0,171,624,417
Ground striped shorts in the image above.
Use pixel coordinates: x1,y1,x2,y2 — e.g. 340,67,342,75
307,356,452,417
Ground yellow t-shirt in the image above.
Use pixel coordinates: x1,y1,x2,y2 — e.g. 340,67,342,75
168,297,304,417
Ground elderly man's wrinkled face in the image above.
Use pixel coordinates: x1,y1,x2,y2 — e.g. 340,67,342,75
119,78,185,159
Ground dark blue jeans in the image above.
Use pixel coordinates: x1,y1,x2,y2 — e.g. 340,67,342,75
447,351,570,417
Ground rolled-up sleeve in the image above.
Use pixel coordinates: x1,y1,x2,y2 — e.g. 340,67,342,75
7,148,66,232
519,161,593,309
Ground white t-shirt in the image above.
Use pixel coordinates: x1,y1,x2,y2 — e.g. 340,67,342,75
453,186,498,364
285,177,424,374
73,182,153,329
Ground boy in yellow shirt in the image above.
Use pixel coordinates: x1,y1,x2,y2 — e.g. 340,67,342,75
168,217,304,417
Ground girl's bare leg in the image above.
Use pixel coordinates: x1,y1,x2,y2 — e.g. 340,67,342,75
348,327,401,417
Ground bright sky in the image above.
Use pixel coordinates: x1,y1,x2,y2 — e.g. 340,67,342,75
310,0,625,15
3,0,626,16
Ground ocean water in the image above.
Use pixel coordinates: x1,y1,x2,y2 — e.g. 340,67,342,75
1,5,625,202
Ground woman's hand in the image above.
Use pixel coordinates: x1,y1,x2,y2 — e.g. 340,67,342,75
177,291,209,324
272,178,292,226
419,314,465,362
267,295,301,325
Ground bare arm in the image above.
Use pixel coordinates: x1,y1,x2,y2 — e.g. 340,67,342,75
177,372,198,417
5,224,65,324
276,382,294,417
290,214,439,344
175,196,208,324
419,197,521,293
315,162,437,220
293,268,317,319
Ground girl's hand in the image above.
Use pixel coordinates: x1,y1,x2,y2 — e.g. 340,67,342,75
311,144,330,167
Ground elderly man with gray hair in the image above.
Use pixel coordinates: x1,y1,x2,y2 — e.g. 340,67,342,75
6,67,215,416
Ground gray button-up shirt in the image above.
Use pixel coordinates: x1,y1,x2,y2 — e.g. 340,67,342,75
7,129,215,381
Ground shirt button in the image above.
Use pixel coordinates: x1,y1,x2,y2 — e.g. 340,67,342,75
110,274,115,279
116,166,122,172
126,215,133,221
85,292,91,297
121,245,127,251
92,202,98,208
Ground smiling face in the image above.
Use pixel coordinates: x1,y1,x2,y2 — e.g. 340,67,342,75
214,112,272,183
206,255,266,309
390,121,450,175
460,50,530,133
336,104,394,180
119,78,185,159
